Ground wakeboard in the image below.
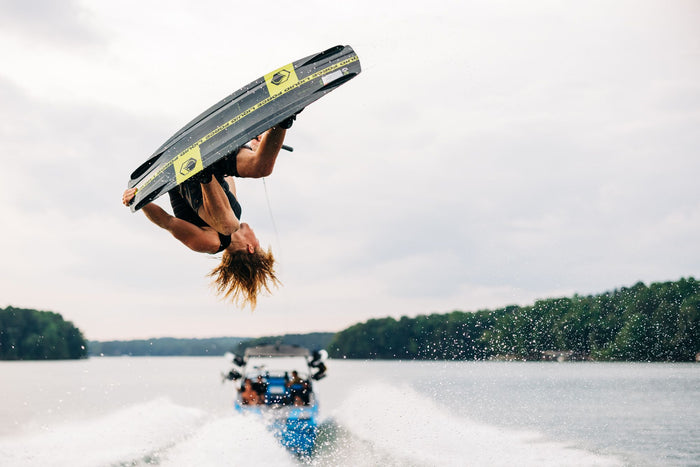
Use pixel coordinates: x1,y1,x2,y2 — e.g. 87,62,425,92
128,45,361,212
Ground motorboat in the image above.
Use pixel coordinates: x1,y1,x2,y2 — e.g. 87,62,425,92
223,344,327,457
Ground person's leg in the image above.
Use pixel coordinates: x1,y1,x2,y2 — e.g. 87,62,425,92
169,188,206,227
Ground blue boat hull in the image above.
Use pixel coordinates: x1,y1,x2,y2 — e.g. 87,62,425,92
235,402,319,456
276,410,318,457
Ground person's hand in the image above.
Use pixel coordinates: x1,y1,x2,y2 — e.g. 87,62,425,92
122,187,137,207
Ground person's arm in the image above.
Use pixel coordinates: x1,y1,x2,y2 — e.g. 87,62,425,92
236,126,287,178
141,204,221,253
198,176,240,235
123,188,220,253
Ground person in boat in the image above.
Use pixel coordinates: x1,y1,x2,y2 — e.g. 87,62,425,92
252,375,268,399
121,115,298,308
286,370,310,405
240,378,262,405
286,370,304,388
293,394,306,407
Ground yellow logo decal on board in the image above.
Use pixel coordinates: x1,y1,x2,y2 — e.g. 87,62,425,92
264,64,299,96
174,145,203,184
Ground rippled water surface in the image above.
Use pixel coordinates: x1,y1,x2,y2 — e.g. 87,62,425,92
0,358,697,466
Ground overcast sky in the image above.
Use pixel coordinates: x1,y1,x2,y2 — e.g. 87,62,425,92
1,0,698,340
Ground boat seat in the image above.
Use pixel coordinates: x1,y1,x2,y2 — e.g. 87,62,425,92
265,376,289,405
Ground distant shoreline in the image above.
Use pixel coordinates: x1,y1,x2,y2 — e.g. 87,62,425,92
87,332,335,357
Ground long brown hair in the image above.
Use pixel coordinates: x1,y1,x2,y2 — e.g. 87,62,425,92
209,248,280,309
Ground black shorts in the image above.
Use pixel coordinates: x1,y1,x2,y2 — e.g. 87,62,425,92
169,175,242,228
168,147,242,225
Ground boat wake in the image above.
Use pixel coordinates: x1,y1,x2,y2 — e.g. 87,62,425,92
0,398,205,466
0,384,624,466
317,382,623,467
0,398,292,467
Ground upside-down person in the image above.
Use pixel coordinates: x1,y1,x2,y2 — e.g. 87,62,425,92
122,115,298,308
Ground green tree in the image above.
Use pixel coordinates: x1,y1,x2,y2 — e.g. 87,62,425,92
329,278,700,362
0,307,87,360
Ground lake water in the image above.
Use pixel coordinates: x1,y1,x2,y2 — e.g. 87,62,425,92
0,358,698,466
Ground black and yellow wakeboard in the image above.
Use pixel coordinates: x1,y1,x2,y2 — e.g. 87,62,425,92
127,45,361,212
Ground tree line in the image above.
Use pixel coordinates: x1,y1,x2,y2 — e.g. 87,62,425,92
88,337,248,356
327,278,700,362
88,333,334,357
0,307,87,360
5,278,698,361
0,302,333,359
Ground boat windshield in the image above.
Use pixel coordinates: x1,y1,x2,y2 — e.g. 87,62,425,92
245,356,311,379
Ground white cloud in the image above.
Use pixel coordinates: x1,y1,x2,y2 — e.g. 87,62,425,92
1,0,699,339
